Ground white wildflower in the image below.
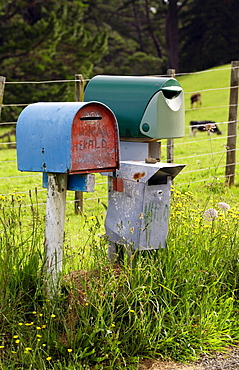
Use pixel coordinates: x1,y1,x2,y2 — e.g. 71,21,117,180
217,202,230,212
203,208,218,221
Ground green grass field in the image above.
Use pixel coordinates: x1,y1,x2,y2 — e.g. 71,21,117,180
0,64,239,369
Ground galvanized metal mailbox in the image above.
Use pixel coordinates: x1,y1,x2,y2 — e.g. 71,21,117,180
84,75,184,141
16,101,120,174
105,161,185,259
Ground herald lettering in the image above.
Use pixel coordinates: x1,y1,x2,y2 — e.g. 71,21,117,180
78,138,108,150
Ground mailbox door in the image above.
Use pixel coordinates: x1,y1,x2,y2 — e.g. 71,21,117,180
71,102,120,173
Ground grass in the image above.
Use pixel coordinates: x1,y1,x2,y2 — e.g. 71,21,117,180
0,189,239,369
0,63,239,368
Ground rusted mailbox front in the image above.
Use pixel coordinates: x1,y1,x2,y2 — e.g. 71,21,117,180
16,102,120,175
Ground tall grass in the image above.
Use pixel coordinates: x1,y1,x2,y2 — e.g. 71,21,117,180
1,187,239,369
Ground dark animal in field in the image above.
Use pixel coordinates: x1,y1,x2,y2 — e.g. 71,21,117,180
190,121,222,136
191,93,201,109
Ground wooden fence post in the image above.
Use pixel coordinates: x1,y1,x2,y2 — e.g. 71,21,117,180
74,74,85,214
0,76,6,118
225,61,239,186
167,69,175,163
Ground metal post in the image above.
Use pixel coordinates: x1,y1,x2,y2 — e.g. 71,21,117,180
167,69,176,163
148,141,161,161
225,61,239,186
44,173,67,295
74,74,85,214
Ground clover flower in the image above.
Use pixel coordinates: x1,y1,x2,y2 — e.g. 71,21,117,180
203,208,218,221
217,202,230,212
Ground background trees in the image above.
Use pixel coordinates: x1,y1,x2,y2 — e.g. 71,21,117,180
180,0,239,72
0,0,107,120
0,0,238,120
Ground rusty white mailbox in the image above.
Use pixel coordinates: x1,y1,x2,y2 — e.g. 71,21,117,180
16,101,120,294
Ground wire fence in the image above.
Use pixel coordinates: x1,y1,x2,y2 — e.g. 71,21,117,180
0,64,238,210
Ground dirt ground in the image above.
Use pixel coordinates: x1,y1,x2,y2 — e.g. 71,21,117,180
138,344,239,370
139,359,204,370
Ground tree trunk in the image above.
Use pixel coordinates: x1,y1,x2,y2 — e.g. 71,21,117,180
132,2,145,52
165,0,179,70
144,0,162,58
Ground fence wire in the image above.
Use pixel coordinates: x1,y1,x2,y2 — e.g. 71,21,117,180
0,65,238,209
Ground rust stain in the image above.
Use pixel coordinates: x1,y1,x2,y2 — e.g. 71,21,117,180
133,172,146,181
71,103,120,173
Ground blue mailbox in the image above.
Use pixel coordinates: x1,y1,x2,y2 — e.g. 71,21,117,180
16,102,120,175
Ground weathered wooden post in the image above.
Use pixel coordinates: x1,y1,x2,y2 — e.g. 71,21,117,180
0,76,6,118
225,61,239,186
44,173,67,294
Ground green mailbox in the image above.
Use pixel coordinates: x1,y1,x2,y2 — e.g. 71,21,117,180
84,75,184,141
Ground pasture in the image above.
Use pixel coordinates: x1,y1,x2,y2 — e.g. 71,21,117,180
0,64,239,369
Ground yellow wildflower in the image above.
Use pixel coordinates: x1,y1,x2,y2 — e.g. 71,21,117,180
88,216,96,220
